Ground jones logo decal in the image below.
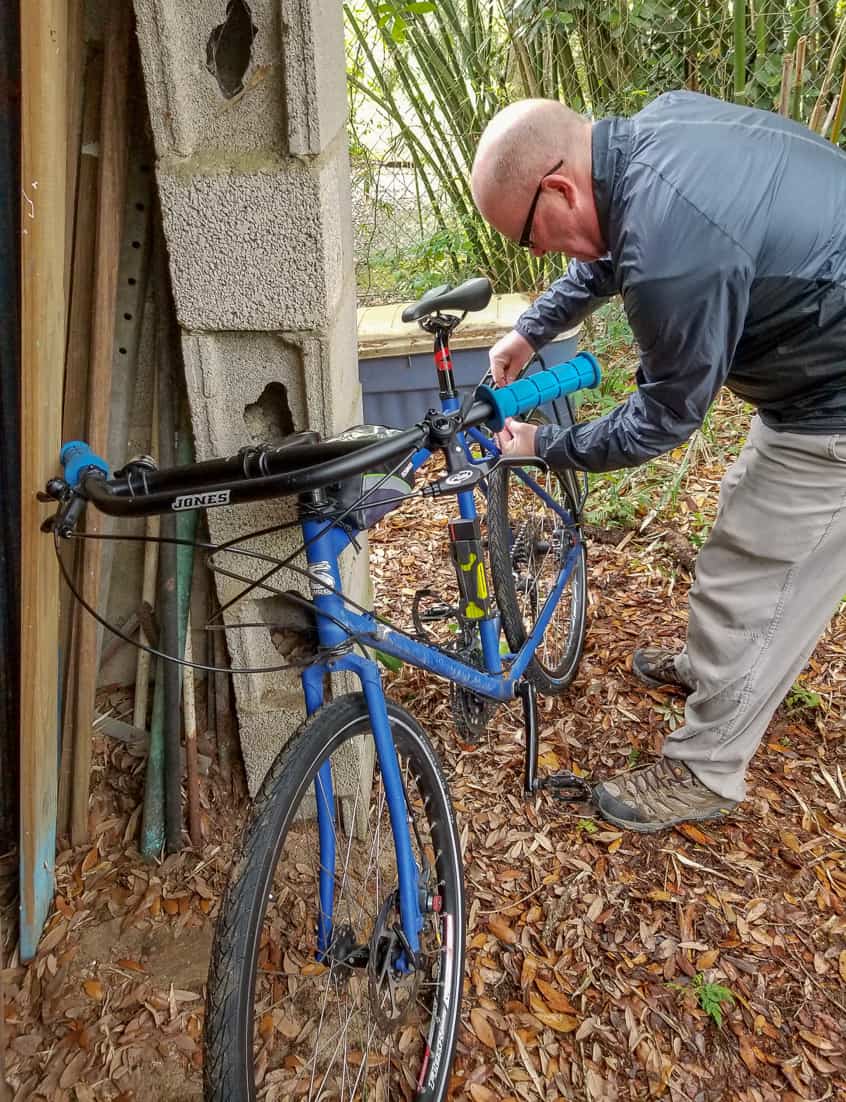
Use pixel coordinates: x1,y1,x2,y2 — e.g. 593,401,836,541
172,490,231,510
444,470,474,486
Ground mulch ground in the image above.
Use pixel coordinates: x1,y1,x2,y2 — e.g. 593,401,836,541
2,401,845,1101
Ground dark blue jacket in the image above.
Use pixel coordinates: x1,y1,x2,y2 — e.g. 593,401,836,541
519,92,846,472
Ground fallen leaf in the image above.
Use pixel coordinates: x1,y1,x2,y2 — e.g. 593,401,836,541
534,978,577,1014
531,1008,580,1033
470,1008,497,1049
488,915,518,945
675,823,715,845
468,1085,498,1102
738,1033,758,1074
83,979,104,1001
115,958,146,973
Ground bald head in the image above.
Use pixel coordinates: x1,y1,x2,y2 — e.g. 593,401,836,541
471,99,592,239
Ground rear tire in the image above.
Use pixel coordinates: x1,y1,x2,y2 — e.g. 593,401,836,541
487,462,587,694
204,693,465,1101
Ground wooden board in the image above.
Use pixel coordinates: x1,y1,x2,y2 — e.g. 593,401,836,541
19,0,67,961
70,2,131,845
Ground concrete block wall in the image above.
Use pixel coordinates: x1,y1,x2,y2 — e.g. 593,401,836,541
133,0,363,790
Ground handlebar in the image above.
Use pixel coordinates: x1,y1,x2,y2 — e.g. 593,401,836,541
476,352,601,431
55,353,601,521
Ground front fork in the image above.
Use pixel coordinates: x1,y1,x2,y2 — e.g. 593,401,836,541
302,657,423,964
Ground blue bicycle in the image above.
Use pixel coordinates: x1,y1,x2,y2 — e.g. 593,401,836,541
46,276,600,1101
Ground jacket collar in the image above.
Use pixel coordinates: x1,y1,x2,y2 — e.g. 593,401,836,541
591,116,632,249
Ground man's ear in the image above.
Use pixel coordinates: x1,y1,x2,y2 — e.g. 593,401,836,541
546,174,576,208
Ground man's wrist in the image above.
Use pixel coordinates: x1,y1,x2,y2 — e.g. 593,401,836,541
534,422,567,462
513,320,541,352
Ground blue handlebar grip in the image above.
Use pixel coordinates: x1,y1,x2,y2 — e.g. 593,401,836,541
476,351,601,431
61,440,110,489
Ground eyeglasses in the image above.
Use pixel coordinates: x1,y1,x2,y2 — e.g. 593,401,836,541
518,159,563,249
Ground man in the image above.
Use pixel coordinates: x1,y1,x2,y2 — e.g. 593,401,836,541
470,91,846,833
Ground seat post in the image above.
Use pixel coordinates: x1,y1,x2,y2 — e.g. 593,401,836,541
421,314,461,403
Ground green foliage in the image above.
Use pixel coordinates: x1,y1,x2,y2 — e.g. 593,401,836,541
668,972,736,1028
360,224,476,300
577,817,599,834
371,648,405,671
785,681,823,713
627,746,641,768
348,2,846,298
692,973,736,1028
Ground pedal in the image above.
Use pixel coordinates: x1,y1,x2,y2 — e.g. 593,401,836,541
537,771,594,803
411,588,455,639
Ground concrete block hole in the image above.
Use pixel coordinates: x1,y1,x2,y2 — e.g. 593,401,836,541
244,381,295,445
207,0,258,99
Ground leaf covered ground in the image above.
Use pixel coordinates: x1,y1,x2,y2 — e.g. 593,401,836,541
2,377,845,1101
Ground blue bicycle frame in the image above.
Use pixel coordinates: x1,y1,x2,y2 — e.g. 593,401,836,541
302,393,582,962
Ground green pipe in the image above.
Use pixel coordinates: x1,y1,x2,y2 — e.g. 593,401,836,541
142,244,177,857
140,662,165,858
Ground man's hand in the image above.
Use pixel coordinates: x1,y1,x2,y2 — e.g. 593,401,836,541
489,330,536,386
495,416,538,457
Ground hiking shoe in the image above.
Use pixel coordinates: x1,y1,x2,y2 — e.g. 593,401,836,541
593,758,738,833
632,647,694,693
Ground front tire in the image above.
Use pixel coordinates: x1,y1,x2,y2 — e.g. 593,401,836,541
204,693,465,1102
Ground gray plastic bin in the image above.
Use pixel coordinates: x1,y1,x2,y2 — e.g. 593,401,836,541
357,294,581,430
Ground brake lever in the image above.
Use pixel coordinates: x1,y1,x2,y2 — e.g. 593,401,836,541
39,477,88,538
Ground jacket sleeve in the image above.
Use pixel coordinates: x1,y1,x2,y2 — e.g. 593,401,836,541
514,257,617,349
536,192,754,472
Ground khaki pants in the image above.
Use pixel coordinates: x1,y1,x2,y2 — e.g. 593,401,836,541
663,416,846,801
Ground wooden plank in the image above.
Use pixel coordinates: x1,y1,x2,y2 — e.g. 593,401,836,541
19,0,67,961
70,2,131,846
0,0,22,855
57,47,103,842
63,0,85,325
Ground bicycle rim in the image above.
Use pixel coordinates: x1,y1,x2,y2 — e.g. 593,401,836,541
206,695,464,1102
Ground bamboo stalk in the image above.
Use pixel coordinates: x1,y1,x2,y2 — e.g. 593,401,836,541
791,35,807,120
808,16,846,132
830,63,846,145
778,52,795,116
734,0,747,101
71,1,131,846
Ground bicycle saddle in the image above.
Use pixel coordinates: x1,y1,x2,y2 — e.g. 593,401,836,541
401,276,493,323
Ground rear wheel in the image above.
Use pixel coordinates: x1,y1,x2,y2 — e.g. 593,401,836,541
204,694,465,1101
487,462,587,694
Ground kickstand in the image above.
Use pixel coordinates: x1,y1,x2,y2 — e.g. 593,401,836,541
517,679,594,804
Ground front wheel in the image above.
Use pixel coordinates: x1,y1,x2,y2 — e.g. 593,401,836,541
204,693,465,1102
487,463,587,694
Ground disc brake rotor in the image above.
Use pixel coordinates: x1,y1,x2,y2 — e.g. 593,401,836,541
367,891,421,1033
